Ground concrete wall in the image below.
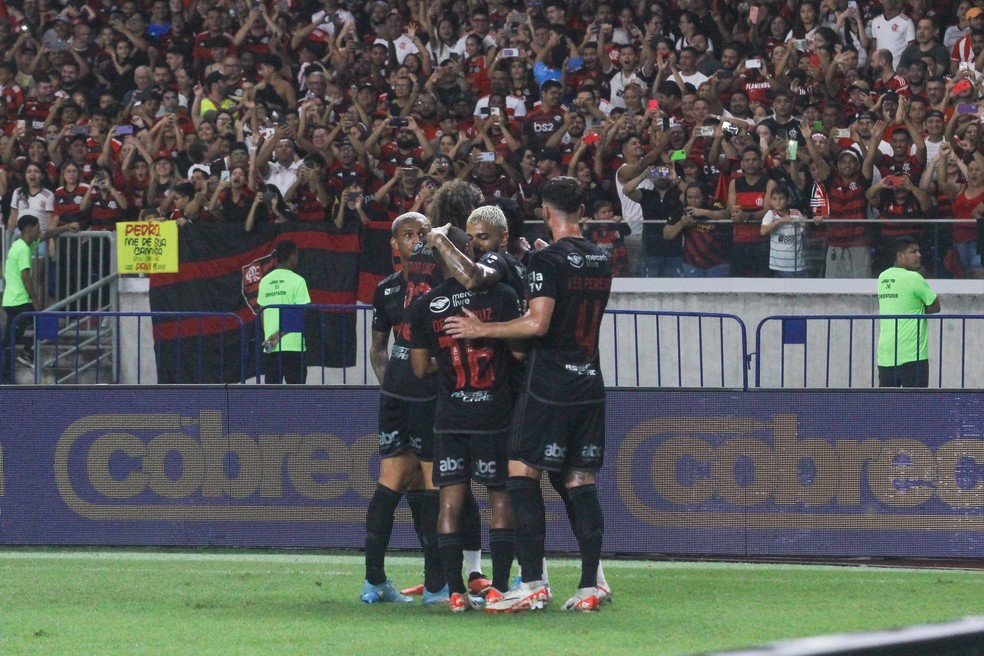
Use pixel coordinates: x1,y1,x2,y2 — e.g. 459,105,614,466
608,279,984,389
119,277,984,388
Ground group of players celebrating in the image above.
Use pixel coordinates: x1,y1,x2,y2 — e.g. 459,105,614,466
361,176,614,613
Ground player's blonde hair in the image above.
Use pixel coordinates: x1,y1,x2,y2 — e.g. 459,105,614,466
466,205,507,233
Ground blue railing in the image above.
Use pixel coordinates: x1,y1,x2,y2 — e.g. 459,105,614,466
7,311,248,384
604,309,748,389
9,308,980,389
754,314,984,389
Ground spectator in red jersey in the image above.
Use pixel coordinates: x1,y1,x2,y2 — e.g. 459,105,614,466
74,165,109,220
285,154,330,223
582,198,631,276
662,182,731,278
866,170,933,273
802,121,878,279
206,165,254,224
728,146,776,277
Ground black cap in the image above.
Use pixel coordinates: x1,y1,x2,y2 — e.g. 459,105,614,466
204,71,226,86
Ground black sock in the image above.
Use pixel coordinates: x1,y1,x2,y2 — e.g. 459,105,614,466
489,527,515,592
406,489,425,543
548,470,577,533
461,485,483,568
506,476,545,583
568,484,603,589
364,484,402,585
437,533,466,595
420,489,447,592
406,489,426,582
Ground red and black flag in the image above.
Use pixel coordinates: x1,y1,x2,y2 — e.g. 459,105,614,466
149,222,360,383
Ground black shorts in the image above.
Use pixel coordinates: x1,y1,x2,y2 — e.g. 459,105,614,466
509,393,605,473
377,394,436,461
731,241,771,278
878,360,929,388
432,429,509,488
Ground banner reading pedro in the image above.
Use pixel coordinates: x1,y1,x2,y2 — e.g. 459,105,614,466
116,222,179,274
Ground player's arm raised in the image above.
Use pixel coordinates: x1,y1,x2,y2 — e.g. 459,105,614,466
427,223,502,290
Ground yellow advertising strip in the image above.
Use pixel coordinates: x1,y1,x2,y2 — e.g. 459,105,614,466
116,221,179,274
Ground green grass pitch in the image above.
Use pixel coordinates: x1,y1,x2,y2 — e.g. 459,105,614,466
2,549,984,655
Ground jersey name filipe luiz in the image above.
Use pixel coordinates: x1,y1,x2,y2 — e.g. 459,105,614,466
372,269,437,400
524,236,612,404
410,279,521,433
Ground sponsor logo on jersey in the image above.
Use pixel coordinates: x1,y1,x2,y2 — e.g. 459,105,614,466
429,296,451,312
544,443,567,460
565,363,597,376
476,460,497,475
568,253,585,268
439,457,466,472
451,390,493,403
581,445,602,459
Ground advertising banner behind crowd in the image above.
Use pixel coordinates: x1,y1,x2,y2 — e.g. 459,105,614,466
1,388,983,558
148,223,360,383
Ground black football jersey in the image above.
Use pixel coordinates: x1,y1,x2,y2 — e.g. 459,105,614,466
372,270,437,400
410,279,521,433
524,236,612,403
478,250,528,309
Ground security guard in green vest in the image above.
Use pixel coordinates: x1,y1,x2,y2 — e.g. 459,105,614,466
257,240,311,384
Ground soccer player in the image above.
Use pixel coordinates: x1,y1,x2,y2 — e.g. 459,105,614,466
362,212,444,604
432,203,613,600
399,183,494,599
445,176,613,612
410,226,525,612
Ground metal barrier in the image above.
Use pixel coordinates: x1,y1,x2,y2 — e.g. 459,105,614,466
13,306,983,390
252,304,369,385
7,311,248,384
754,313,984,389
603,309,749,389
249,306,750,388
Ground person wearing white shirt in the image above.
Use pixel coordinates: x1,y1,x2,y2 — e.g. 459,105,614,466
258,138,304,196
870,0,915,68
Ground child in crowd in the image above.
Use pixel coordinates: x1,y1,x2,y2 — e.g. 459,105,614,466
760,185,808,278
582,199,631,276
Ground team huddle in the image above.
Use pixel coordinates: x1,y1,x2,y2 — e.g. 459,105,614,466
362,177,613,613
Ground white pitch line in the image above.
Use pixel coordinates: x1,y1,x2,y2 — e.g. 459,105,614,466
0,550,980,576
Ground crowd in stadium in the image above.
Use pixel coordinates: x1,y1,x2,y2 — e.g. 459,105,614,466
0,0,982,292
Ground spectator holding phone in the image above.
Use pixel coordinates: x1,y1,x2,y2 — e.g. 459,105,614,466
623,159,685,277
866,171,933,273
582,198,631,276
665,182,732,277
